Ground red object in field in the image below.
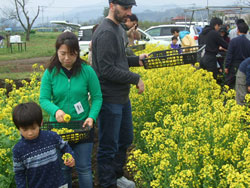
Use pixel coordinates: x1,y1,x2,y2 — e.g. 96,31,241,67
194,36,199,40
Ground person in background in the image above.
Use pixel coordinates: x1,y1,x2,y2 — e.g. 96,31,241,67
229,18,250,40
171,27,196,50
0,35,5,48
121,13,141,56
198,17,228,79
122,13,141,46
168,36,182,54
91,0,147,187
12,102,75,188
225,22,250,89
39,32,102,188
217,25,230,72
88,24,99,65
235,57,250,105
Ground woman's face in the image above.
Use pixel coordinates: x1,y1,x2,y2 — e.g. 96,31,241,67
57,44,77,70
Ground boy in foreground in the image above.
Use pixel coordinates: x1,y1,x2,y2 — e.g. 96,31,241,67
12,102,75,188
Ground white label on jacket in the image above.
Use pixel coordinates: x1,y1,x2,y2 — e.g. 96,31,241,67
74,102,84,114
59,184,68,188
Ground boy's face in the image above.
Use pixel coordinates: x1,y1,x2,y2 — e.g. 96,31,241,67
19,123,40,140
172,39,178,45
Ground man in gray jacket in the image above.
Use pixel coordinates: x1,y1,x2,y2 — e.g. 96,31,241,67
92,0,147,187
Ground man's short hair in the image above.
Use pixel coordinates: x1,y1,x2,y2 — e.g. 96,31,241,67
237,22,249,34
236,18,245,26
210,17,223,28
171,36,178,41
171,28,180,34
12,102,43,129
127,14,138,22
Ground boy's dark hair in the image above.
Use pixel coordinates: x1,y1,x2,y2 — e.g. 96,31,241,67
236,18,245,26
237,22,249,34
171,28,180,34
171,36,178,41
12,102,43,129
210,17,223,28
127,14,138,22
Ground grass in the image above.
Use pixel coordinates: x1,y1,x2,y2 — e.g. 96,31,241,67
0,32,59,61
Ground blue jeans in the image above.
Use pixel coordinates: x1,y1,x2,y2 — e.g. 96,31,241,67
97,100,133,188
61,142,93,188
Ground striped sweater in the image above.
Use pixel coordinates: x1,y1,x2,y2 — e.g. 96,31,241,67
13,130,74,188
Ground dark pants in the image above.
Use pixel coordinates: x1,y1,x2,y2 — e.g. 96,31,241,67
200,53,218,79
225,61,241,89
97,100,133,188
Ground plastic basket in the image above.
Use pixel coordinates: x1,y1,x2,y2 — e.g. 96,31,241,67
41,121,92,144
128,43,146,52
142,45,206,69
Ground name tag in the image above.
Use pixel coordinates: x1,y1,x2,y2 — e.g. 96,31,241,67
74,102,84,114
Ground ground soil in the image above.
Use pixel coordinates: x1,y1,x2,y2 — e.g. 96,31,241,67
0,57,134,188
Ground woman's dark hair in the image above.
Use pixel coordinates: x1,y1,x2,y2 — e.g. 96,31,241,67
127,14,138,22
12,102,43,129
237,22,249,34
48,32,85,75
219,25,229,36
210,17,223,28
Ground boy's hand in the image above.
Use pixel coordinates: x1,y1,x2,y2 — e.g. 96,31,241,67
64,157,75,167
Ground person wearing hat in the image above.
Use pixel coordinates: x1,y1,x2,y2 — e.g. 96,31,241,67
91,0,147,187
225,22,250,89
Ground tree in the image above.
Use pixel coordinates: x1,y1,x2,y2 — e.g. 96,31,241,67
0,0,40,41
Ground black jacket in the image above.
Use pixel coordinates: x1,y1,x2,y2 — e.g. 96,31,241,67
199,26,228,55
91,18,140,104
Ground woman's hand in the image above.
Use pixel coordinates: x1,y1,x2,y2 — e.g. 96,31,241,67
83,118,94,129
55,110,66,123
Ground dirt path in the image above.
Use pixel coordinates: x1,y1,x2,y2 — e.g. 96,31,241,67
0,57,50,72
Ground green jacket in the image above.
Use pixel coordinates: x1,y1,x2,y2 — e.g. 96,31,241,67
39,63,102,122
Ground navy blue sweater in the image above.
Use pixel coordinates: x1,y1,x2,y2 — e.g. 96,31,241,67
225,35,250,68
13,130,74,188
239,57,250,86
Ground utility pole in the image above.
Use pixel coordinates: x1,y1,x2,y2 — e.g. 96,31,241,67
40,6,47,27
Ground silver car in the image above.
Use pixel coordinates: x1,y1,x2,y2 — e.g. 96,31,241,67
145,24,199,43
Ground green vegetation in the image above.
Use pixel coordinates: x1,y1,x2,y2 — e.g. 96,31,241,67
0,32,59,61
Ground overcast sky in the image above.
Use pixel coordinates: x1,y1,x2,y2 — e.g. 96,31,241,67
2,0,242,25
27,0,239,13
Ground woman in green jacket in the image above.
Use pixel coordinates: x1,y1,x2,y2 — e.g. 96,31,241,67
39,32,102,188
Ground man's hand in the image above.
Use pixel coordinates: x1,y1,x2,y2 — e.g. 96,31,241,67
224,68,229,74
248,86,250,93
83,118,94,128
55,110,66,123
139,54,148,66
136,78,144,94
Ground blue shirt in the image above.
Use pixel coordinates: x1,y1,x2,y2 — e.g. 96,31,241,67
239,57,250,86
225,35,250,68
13,130,74,188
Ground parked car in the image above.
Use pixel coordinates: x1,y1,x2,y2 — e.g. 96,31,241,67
145,24,199,43
78,25,95,56
78,26,170,56
137,28,171,46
